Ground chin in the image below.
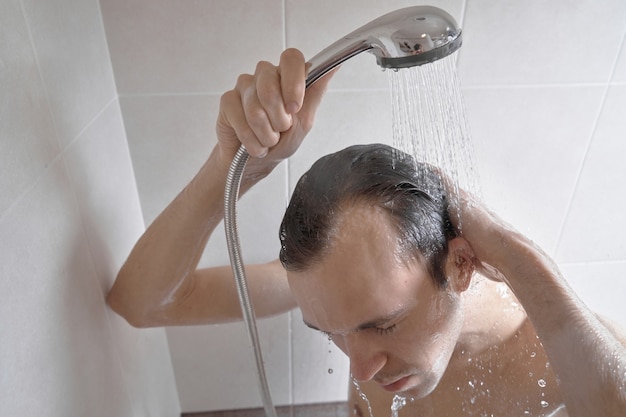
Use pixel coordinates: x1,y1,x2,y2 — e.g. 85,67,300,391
401,377,439,400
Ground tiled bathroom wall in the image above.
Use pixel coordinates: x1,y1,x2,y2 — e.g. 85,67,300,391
97,0,626,414
0,0,179,415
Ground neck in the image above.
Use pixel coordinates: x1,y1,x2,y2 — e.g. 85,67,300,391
452,275,528,362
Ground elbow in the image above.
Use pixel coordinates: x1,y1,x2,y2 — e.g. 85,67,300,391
106,287,157,329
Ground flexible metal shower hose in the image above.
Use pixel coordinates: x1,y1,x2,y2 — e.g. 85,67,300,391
223,146,278,417
223,62,334,417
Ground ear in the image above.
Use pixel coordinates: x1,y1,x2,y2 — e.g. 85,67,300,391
445,237,476,293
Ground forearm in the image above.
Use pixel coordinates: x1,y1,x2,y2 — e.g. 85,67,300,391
493,229,626,416
107,146,270,326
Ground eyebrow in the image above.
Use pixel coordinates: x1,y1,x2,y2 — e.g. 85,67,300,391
303,306,409,335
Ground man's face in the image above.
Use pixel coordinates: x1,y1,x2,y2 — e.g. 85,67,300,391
287,204,465,398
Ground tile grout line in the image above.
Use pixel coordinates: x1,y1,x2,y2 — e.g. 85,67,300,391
113,82,626,100
552,83,610,257
61,96,119,153
17,0,63,152
552,19,626,257
461,82,615,90
1,0,67,224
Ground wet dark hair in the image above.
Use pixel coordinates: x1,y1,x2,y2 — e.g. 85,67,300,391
279,143,457,288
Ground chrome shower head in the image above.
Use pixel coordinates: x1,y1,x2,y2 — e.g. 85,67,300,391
306,6,462,86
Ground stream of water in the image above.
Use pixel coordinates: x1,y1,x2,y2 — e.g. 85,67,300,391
388,54,481,225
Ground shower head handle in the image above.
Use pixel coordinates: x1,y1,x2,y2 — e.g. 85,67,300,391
306,5,462,87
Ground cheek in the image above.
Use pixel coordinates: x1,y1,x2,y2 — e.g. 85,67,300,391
393,293,464,362
427,291,464,335
423,293,465,362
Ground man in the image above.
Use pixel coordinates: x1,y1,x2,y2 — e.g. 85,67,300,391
107,49,626,416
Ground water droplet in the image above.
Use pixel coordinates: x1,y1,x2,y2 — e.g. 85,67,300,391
391,395,407,416
530,351,537,358
537,379,546,388
328,368,333,374
540,400,549,408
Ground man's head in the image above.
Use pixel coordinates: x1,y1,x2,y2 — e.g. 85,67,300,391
279,143,457,288
279,144,476,397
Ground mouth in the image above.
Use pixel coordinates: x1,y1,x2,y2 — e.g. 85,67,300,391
379,375,415,393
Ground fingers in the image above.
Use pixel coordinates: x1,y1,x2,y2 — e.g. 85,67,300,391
217,48,333,160
279,48,306,114
254,61,293,136
297,66,337,133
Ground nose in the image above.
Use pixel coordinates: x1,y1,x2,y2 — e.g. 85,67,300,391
337,333,387,382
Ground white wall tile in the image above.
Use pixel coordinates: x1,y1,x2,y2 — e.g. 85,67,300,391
107,312,182,417
291,309,351,404
166,315,292,412
612,35,626,83
286,0,465,91
20,0,117,147
1,1,180,414
64,100,181,416
288,90,394,188
120,93,288,261
120,95,219,225
556,85,626,263
0,0,60,216
63,100,144,292
101,0,284,95
463,85,605,253
460,0,626,86
0,160,132,416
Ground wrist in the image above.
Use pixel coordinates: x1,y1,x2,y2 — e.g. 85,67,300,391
211,143,280,193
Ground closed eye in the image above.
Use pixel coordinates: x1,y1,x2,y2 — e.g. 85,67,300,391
374,324,397,336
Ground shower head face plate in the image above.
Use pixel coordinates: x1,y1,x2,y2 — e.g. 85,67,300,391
367,6,463,68
306,6,462,85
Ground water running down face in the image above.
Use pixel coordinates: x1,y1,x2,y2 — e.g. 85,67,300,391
287,203,471,397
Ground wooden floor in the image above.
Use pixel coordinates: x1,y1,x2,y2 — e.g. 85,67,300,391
182,402,351,417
